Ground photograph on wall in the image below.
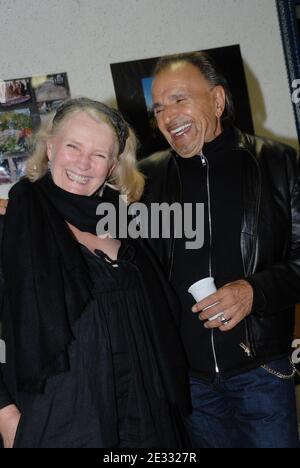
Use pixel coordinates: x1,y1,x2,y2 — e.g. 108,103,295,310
0,72,70,184
0,108,32,183
0,158,11,184
0,154,28,184
37,99,64,122
0,78,32,108
0,108,32,155
32,73,69,103
111,44,254,158
11,154,27,180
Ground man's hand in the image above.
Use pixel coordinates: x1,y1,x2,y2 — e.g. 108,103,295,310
0,404,21,448
191,280,253,332
0,199,8,216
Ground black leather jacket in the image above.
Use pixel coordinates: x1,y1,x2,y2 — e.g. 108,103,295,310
138,128,300,361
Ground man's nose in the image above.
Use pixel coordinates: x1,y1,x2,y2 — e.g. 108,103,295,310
163,104,177,125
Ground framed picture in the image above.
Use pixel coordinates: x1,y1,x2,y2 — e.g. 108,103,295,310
0,79,32,108
37,99,64,122
111,44,254,158
277,0,300,141
32,73,69,103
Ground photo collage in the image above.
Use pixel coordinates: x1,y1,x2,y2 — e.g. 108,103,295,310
0,73,70,184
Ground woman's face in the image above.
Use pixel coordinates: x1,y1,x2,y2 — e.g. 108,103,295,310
47,112,117,196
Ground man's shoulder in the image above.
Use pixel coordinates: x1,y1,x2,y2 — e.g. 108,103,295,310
235,128,298,164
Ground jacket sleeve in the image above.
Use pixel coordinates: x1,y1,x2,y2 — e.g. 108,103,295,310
0,215,13,409
248,148,300,316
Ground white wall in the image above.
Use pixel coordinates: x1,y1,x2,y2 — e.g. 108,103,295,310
0,0,298,195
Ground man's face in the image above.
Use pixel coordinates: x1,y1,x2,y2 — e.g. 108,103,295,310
152,62,225,158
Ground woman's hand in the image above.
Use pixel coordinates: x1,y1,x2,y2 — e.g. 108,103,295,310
0,404,21,448
0,199,8,216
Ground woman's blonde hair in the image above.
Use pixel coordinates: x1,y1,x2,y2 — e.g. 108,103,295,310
26,98,145,203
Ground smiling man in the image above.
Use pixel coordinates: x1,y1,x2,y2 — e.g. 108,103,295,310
152,60,224,157
139,52,300,448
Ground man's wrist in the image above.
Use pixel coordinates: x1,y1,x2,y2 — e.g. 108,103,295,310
245,277,266,314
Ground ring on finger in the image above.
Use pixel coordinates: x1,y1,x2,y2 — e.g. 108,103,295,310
220,314,231,325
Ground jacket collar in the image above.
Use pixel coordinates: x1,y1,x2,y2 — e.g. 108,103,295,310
170,127,257,160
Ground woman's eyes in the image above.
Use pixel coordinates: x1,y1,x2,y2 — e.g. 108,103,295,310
66,144,107,159
93,154,106,159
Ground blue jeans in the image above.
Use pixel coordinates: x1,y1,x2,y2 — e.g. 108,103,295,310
185,357,300,448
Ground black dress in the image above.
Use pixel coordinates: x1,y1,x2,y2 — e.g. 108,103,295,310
10,241,188,448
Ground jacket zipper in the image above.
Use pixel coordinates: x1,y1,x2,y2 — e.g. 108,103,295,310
200,152,219,375
171,152,220,375
169,143,261,368
168,159,183,282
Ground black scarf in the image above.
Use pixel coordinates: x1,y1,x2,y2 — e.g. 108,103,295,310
2,174,110,389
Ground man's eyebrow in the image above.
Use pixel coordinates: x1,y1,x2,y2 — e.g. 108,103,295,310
170,93,186,100
153,93,186,108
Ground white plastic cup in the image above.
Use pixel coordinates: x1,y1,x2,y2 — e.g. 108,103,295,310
188,277,223,321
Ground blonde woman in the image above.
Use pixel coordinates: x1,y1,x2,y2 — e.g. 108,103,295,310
0,98,190,448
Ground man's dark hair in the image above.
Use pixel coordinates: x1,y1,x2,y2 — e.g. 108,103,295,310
153,52,235,128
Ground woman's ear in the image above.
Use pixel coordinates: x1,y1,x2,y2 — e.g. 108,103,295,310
46,141,53,161
107,163,116,179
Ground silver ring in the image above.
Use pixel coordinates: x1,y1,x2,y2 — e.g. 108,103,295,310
220,315,231,325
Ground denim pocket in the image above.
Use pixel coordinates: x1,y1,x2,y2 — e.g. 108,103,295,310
260,357,296,380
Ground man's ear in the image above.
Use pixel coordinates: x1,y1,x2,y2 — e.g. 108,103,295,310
214,86,226,118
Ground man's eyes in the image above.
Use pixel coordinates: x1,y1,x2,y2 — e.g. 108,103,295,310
154,98,186,115
154,107,163,115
